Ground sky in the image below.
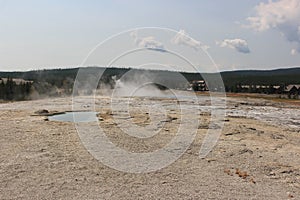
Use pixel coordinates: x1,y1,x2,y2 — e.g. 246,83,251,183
0,0,300,72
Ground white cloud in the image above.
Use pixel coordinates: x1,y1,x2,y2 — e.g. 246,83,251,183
246,0,300,53
171,29,209,51
130,31,166,52
291,48,297,55
217,39,250,54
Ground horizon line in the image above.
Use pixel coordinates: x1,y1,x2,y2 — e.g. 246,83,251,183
0,65,300,74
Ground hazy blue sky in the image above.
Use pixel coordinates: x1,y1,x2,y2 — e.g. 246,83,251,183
0,0,299,72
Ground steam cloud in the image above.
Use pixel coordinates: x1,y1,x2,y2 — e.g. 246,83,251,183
245,0,300,54
111,73,167,97
217,39,250,54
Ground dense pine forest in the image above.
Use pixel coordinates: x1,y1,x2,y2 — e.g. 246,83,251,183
0,78,32,101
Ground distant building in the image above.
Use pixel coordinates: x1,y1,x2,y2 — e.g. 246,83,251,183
188,80,208,91
235,84,283,94
284,84,300,95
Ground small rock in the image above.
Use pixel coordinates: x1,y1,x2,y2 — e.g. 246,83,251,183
239,148,253,155
280,169,293,174
161,116,177,123
250,177,256,184
224,169,233,176
287,192,294,199
269,171,276,176
35,109,49,115
206,158,216,163
235,168,249,179
198,124,209,129
271,134,284,140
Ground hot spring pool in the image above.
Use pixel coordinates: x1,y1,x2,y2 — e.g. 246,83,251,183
48,111,98,122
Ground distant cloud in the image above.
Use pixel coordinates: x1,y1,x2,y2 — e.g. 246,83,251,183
171,29,209,51
130,31,166,52
245,0,300,53
291,48,297,55
217,39,250,54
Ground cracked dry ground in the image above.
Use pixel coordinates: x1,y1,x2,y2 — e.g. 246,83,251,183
0,97,299,199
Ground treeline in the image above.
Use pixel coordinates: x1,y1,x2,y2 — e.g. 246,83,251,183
0,78,32,101
0,66,300,101
221,68,300,88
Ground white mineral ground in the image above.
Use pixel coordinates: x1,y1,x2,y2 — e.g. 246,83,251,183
0,94,299,199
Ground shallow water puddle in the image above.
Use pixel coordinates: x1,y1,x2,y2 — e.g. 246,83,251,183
48,111,98,122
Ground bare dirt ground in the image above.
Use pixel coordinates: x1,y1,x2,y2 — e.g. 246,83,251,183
0,95,299,199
